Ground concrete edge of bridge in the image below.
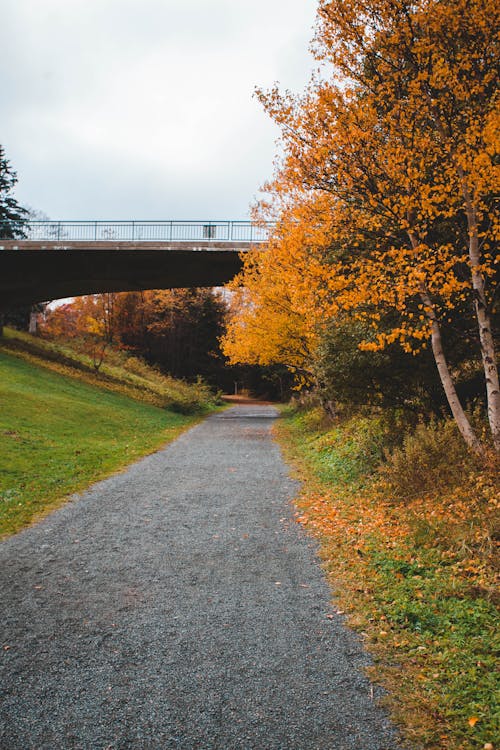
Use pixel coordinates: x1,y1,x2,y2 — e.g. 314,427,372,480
0,240,262,252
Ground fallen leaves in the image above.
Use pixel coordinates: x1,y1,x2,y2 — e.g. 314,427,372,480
276,409,499,750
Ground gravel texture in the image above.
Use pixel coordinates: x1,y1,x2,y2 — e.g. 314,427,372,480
0,405,401,749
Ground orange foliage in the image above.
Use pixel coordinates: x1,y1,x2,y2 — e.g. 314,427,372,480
222,197,339,384
223,0,499,449
41,294,117,370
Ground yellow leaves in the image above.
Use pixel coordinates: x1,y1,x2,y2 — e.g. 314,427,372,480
227,0,498,383
84,315,105,337
468,716,480,727
222,196,345,375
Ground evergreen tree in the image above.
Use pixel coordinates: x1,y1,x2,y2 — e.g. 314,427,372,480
0,146,30,334
0,145,28,239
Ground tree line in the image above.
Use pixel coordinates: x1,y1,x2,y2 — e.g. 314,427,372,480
39,290,289,396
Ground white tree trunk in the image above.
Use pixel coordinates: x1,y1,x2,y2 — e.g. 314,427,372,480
473,297,500,451
419,290,483,455
420,95,500,450
461,182,500,451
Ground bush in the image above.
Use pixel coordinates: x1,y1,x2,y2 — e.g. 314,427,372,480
314,319,446,413
381,418,472,500
285,402,394,486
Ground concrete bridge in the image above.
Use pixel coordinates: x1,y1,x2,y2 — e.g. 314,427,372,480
0,220,271,309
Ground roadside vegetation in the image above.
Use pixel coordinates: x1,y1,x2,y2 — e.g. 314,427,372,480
0,328,221,537
276,404,498,749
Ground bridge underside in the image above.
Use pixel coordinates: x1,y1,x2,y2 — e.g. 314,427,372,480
0,241,249,310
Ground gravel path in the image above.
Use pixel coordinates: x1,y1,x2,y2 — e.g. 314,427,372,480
0,405,401,750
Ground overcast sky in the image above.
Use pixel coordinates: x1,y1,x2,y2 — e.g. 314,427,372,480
1,0,318,220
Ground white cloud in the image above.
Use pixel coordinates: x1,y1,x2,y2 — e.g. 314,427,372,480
0,0,318,219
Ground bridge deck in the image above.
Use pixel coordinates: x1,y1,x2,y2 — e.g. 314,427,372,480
0,218,272,309
0,240,258,309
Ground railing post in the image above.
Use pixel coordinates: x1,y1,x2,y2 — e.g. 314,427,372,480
57,222,61,240
131,221,135,241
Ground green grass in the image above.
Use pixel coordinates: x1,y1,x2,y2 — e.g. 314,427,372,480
366,544,499,748
0,327,220,414
276,405,499,750
0,350,208,537
282,405,389,486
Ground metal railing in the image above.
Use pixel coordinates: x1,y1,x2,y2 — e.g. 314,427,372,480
0,220,274,243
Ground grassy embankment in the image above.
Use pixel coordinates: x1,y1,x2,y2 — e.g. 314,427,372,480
276,406,499,750
0,327,221,538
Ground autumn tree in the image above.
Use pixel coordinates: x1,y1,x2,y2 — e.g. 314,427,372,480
114,288,229,385
312,0,500,450
222,200,335,388
224,0,499,453
42,294,117,370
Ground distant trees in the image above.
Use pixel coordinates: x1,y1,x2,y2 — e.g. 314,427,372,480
113,289,229,385
42,289,230,383
223,0,499,452
41,294,117,370
40,289,290,397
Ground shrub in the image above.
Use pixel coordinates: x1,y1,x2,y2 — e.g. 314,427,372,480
381,418,472,500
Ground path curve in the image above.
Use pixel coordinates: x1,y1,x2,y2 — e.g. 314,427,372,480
0,405,400,749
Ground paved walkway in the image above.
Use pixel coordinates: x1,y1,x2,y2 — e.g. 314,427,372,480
0,405,400,749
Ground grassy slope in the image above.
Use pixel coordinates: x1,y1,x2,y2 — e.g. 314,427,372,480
0,327,219,414
275,407,499,750
0,332,218,537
